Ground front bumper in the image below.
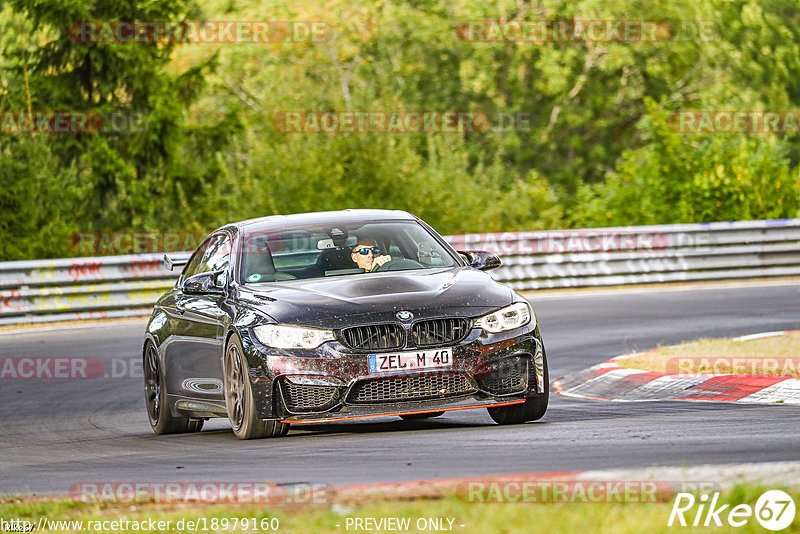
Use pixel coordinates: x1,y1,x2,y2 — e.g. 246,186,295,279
279,397,526,424
240,325,545,422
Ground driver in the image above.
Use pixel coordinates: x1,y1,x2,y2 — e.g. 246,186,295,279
351,238,392,272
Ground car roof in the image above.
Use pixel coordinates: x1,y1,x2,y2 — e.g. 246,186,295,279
217,209,419,235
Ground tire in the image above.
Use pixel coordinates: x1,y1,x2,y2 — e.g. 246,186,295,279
224,334,289,439
400,411,445,421
487,349,549,425
144,341,204,434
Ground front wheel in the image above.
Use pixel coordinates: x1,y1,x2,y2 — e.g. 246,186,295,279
143,341,204,434
487,349,549,425
224,334,289,439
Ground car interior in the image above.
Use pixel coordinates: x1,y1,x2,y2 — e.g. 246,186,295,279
240,223,453,283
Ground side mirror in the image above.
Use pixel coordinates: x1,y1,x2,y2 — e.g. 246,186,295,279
163,253,189,271
458,251,501,271
183,270,226,295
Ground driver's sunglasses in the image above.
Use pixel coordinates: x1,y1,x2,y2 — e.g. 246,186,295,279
354,247,381,256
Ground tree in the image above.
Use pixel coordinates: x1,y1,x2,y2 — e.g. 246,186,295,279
574,101,800,226
0,0,238,238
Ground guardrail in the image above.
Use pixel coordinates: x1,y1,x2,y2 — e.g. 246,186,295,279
1,219,798,325
465,218,800,290
0,253,190,325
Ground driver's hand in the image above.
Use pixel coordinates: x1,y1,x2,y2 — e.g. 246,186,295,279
373,255,392,268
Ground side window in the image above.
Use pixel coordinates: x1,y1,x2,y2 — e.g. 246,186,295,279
401,226,451,267
202,235,231,274
181,234,231,281
181,239,212,280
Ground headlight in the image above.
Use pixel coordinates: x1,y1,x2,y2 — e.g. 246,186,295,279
475,302,533,333
252,324,335,349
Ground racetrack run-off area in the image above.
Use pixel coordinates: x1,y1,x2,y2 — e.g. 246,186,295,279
0,282,798,496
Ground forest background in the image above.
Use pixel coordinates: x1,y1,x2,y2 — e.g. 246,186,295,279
1,0,799,259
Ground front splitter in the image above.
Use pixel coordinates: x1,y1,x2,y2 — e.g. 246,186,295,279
280,396,525,424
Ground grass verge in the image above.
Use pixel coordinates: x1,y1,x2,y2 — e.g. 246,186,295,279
616,332,800,377
1,484,798,533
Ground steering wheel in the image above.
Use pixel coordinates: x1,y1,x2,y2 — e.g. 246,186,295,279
372,258,426,272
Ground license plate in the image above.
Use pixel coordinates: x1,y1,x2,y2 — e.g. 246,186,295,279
368,349,452,373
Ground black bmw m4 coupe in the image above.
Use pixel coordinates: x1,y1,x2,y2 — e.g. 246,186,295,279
143,210,548,439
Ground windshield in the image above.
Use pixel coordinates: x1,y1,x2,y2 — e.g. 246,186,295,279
239,221,459,283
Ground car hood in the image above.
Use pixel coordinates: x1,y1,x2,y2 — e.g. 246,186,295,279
236,267,514,328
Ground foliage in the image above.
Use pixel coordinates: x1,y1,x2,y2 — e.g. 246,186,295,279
0,136,86,259
1,0,800,259
575,100,800,226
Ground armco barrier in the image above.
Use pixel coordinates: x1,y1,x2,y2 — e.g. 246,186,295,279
0,219,798,325
0,253,189,325
474,219,800,290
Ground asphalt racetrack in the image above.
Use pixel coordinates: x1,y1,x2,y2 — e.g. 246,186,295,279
1,282,799,496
